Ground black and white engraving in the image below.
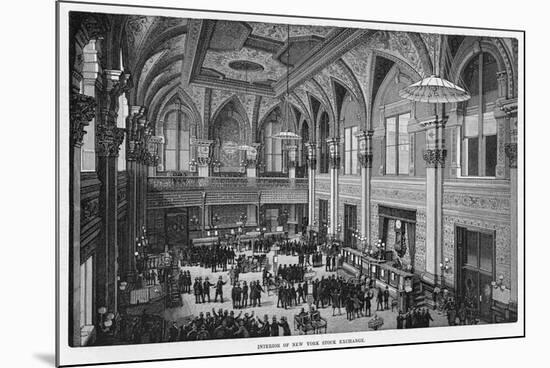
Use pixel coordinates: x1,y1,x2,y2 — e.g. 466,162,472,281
57,2,523,365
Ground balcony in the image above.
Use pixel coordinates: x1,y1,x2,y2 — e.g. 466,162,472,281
147,176,308,209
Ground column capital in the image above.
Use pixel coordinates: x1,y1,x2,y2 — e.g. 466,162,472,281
305,142,317,169
357,130,374,169
97,122,125,157
359,153,373,169
192,138,214,168
327,137,341,170
423,148,447,168
70,93,96,148
495,97,518,119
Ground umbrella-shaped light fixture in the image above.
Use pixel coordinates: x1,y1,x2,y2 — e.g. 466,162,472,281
272,23,301,141
398,75,470,103
399,35,470,104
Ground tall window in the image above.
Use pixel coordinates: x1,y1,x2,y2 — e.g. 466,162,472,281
164,109,190,171
385,112,410,175
264,120,283,172
344,126,359,175
319,112,330,173
461,52,498,177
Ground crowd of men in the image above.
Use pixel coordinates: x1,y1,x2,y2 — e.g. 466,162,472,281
181,244,236,272
396,308,434,328
168,309,292,341
279,239,317,256
277,264,306,283
190,275,228,304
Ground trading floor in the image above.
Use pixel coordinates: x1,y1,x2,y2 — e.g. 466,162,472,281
163,252,448,335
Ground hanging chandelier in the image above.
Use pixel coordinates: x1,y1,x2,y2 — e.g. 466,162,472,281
272,23,301,141
399,35,470,104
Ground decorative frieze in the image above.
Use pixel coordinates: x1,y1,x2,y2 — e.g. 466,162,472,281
443,192,510,213
423,148,447,168
70,93,96,147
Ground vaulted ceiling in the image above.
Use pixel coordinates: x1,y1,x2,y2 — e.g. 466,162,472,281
113,14,443,129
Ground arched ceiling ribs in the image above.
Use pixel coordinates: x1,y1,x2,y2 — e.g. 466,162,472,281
138,54,184,104
408,32,434,76
304,78,335,125
312,71,337,120
144,73,180,109
257,96,281,128
331,78,350,123
149,80,180,131
128,26,187,104
334,60,368,128
289,91,312,127
292,86,313,121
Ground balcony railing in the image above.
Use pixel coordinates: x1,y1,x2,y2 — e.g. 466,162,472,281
147,176,308,192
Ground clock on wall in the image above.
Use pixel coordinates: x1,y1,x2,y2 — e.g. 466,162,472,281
395,219,402,230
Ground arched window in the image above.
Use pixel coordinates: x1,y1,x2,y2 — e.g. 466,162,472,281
163,107,190,171
460,52,498,177
341,94,360,175
385,112,411,175
319,111,330,173
263,108,283,172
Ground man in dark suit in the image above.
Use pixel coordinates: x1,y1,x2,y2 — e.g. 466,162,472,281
383,286,390,310
202,277,214,303
214,276,227,303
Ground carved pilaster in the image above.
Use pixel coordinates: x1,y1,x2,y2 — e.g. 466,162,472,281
423,149,447,168
496,71,508,100
126,106,147,162
505,143,517,169
359,153,373,168
70,93,96,147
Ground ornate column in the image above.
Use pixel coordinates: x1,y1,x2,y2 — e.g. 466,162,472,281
357,130,374,252
69,93,96,347
499,98,518,307
327,138,340,238
422,119,446,285
244,143,261,178
193,138,213,177
305,143,316,230
286,145,298,179
95,69,126,315
124,106,146,280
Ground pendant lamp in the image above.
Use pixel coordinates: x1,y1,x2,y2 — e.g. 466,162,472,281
399,35,470,104
272,23,301,141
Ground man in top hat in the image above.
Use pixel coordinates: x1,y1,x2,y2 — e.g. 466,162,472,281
203,277,214,303
214,275,227,303
193,277,202,304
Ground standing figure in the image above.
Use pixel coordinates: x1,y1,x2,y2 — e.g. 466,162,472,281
214,276,227,303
